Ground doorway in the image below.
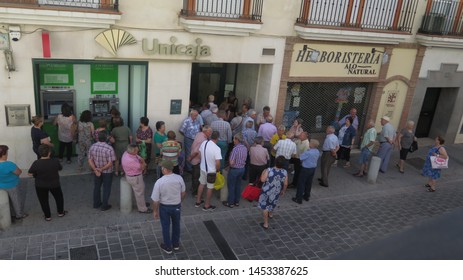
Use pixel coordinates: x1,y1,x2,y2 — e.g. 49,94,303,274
416,87,441,138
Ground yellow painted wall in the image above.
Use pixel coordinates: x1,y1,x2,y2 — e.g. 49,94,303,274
386,48,417,80
376,80,409,131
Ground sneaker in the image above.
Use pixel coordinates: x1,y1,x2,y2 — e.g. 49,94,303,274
202,205,216,212
173,244,180,251
194,199,205,208
101,205,112,211
160,244,172,254
139,208,153,214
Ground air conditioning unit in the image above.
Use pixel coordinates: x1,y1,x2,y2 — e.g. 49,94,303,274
419,14,447,35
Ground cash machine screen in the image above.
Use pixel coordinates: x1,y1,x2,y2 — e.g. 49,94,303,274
93,101,110,114
49,104,62,115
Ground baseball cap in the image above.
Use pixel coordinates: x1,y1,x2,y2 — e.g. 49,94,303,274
160,160,174,171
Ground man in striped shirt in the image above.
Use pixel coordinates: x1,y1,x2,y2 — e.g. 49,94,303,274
179,109,201,172
211,110,232,171
225,133,248,208
160,131,182,175
88,131,116,211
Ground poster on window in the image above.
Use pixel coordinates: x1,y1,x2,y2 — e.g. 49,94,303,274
91,64,118,95
39,64,74,87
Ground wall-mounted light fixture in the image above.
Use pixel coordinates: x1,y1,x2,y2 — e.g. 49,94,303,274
303,44,320,63
371,48,389,65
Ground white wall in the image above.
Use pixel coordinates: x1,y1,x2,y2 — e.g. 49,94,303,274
420,48,463,78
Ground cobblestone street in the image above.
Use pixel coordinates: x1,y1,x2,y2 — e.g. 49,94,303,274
1,143,462,260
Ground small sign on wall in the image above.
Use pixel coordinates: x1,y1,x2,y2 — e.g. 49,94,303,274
5,104,31,126
170,99,182,115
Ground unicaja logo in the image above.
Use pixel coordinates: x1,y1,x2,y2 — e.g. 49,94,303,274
142,36,211,60
95,29,137,56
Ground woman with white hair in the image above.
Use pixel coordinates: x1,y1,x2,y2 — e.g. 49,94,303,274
396,120,417,174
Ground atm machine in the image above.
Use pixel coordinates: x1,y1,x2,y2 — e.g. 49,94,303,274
40,89,75,120
89,95,119,120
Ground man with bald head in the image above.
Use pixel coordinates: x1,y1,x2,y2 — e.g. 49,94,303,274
339,108,359,130
318,126,339,187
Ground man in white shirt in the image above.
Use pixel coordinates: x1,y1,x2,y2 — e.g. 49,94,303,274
151,160,186,254
195,131,222,211
273,137,297,170
318,126,339,187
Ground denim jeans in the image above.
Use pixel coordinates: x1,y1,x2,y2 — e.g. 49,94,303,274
296,167,316,202
159,204,181,249
227,167,245,205
93,172,113,208
184,137,194,172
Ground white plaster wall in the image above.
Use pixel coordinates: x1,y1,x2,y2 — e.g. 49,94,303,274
145,61,192,142
420,48,463,78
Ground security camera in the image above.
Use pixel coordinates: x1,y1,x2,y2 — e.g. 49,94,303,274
9,26,21,42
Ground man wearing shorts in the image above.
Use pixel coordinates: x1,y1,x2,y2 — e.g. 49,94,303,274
195,131,222,211
353,120,377,177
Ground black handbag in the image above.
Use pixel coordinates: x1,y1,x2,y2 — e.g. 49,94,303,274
409,140,418,153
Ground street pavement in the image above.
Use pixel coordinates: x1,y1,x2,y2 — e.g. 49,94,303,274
1,139,462,260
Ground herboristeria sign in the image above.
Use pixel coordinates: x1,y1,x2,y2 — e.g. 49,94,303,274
290,43,383,78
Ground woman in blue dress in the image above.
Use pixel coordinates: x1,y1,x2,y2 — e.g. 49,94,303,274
258,156,288,229
422,136,448,192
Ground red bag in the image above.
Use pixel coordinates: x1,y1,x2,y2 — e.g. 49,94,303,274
242,183,262,202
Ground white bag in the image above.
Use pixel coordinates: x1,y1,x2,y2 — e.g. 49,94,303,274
430,156,449,169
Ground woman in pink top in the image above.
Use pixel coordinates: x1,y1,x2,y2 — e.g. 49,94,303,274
53,103,76,164
121,144,152,213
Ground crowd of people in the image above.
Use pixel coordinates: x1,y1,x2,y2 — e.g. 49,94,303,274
0,96,451,254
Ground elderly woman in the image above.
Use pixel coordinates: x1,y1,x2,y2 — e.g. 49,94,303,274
154,121,168,177
0,145,27,221
136,117,153,168
31,115,54,159
422,136,448,192
121,144,152,213
53,103,76,164
396,120,417,174
110,117,133,176
287,118,304,141
258,156,288,230
28,144,66,221
224,133,248,208
335,116,356,168
77,110,95,170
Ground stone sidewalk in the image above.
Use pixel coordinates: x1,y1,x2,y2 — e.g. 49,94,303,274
1,141,462,260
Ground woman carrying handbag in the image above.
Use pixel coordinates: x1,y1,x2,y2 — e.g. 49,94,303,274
422,136,448,192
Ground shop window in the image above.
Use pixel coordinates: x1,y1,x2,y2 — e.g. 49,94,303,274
285,82,371,134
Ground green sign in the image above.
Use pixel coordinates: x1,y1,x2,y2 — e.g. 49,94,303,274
39,64,74,86
91,64,118,95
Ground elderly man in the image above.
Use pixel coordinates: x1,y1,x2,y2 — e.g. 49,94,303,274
256,106,273,129
353,120,377,177
179,109,201,172
121,144,152,213
273,136,297,171
249,136,269,183
318,126,339,188
205,106,219,126
243,110,257,131
339,108,359,130
225,133,248,208
88,131,116,211
196,131,222,211
151,160,186,254
292,139,320,204
211,110,232,171
289,131,310,188
188,125,212,196
258,116,277,153
377,116,395,173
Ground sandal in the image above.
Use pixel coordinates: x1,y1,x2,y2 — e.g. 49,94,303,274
259,223,269,230
222,202,234,208
58,210,68,217
427,187,436,192
424,184,431,188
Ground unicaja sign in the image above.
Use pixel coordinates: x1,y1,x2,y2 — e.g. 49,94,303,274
142,36,211,59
